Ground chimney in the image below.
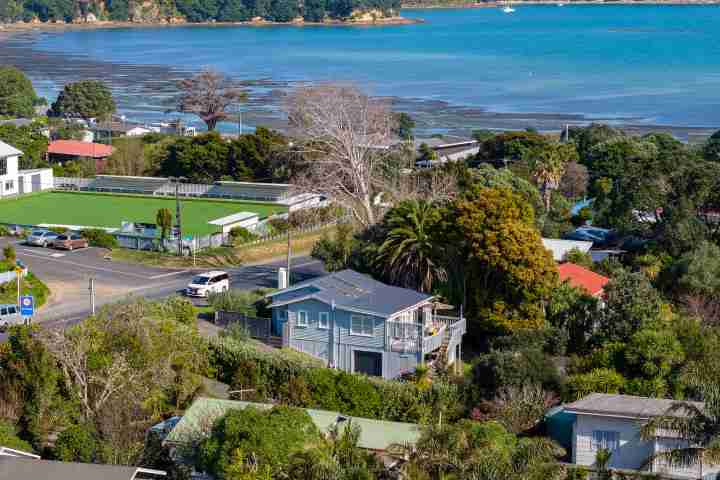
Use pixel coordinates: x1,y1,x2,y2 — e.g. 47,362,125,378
278,267,288,290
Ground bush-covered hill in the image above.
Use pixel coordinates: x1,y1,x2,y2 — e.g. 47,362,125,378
0,0,400,24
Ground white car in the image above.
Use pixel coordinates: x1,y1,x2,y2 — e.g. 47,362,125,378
186,271,230,298
0,304,22,332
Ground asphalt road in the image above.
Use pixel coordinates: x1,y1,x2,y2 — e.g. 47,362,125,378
0,236,325,340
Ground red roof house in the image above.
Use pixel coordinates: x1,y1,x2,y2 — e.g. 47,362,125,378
557,262,610,297
47,140,115,173
47,140,114,159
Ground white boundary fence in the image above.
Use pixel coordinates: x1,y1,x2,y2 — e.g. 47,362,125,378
54,176,291,202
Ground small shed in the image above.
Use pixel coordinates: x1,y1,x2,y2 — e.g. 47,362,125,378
208,211,260,234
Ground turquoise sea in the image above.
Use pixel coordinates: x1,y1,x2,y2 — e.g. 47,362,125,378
11,5,720,132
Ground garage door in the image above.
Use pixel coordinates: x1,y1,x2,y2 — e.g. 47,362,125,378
354,350,382,377
31,174,41,192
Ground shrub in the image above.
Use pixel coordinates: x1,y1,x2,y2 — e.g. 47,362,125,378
0,225,10,237
267,217,290,234
154,296,196,326
3,245,15,264
81,229,118,249
208,336,464,423
48,226,68,234
54,424,98,462
564,368,626,401
571,206,592,227
0,420,33,453
229,226,257,244
208,289,272,317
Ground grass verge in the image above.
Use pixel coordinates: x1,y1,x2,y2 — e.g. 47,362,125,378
108,226,337,268
0,272,50,308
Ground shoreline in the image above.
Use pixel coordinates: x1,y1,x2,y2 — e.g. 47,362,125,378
0,15,717,140
403,1,720,8
0,16,420,34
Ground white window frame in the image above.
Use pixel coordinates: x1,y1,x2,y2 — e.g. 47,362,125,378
592,430,620,451
351,315,374,336
297,310,309,327
319,311,330,329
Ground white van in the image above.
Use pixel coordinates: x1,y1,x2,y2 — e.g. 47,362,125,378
185,271,230,298
0,304,22,332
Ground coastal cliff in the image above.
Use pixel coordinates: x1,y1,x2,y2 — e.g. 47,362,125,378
0,0,402,24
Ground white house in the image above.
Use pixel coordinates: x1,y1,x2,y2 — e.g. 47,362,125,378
0,140,54,198
563,393,719,479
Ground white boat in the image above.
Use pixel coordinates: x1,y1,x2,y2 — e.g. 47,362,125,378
502,4,515,13
557,2,565,6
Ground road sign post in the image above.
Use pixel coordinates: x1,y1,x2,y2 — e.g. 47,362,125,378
20,295,34,324
15,266,23,309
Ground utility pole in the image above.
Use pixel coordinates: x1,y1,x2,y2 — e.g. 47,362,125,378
170,177,185,256
89,277,95,316
286,210,291,287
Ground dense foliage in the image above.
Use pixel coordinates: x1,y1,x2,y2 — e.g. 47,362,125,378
209,335,464,423
0,0,400,23
0,66,42,118
50,80,116,120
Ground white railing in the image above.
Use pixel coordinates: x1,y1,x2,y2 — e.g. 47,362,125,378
386,314,464,354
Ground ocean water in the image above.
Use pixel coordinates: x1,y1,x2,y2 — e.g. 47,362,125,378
20,5,720,130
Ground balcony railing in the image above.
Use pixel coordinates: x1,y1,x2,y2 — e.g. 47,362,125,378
386,315,465,354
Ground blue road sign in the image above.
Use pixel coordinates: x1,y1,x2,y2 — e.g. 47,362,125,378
20,295,34,316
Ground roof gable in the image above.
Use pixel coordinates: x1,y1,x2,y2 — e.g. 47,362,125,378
557,262,609,297
268,270,434,317
0,140,22,158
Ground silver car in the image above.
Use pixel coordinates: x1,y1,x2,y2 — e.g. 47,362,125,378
26,229,59,247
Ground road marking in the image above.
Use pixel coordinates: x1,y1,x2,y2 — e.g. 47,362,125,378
17,251,153,279
50,253,66,258
149,270,190,280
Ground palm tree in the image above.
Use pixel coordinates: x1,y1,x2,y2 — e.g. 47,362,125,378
640,366,720,476
525,143,576,211
375,199,446,293
394,421,563,480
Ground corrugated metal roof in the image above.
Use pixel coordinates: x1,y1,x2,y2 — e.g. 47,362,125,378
164,397,421,451
208,211,259,226
47,140,114,158
542,238,593,262
268,270,433,317
0,457,139,480
564,393,702,419
557,262,609,297
0,140,22,158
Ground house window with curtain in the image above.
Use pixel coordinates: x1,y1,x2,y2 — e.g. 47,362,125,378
351,315,374,336
592,431,620,451
297,311,308,327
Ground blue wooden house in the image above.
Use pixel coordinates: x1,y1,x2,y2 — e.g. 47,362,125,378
267,269,466,379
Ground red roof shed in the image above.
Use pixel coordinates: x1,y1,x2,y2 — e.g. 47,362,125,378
557,262,610,297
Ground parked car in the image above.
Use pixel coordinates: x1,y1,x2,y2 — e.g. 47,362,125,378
53,234,89,250
186,271,230,298
26,229,60,247
0,304,22,332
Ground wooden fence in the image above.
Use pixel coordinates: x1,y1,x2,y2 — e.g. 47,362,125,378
215,311,282,347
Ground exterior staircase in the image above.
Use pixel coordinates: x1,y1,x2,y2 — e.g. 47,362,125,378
429,330,452,376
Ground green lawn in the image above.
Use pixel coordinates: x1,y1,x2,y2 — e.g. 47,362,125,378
0,192,286,236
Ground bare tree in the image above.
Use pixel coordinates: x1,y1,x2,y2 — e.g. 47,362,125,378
177,69,247,132
286,84,397,227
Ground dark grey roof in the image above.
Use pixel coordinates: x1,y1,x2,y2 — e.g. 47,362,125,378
0,457,139,480
269,269,433,317
564,393,703,419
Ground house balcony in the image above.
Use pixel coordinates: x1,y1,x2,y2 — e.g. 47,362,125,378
386,315,466,355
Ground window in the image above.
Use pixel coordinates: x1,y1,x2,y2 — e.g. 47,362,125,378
0,158,6,176
351,315,374,336
297,311,308,327
319,312,329,329
4,180,13,191
592,431,620,451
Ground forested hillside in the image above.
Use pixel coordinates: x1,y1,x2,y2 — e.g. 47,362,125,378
0,0,400,23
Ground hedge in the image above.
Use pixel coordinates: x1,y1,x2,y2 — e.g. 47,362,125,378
208,336,464,424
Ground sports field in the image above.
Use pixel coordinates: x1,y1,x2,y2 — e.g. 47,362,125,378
0,192,286,236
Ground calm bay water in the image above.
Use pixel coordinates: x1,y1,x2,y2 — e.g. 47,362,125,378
17,5,720,132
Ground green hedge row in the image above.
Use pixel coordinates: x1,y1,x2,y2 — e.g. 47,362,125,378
209,337,464,424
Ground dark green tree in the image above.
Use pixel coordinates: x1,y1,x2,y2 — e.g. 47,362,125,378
0,122,49,169
54,424,98,462
50,80,116,120
0,66,39,118
393,112,415,141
